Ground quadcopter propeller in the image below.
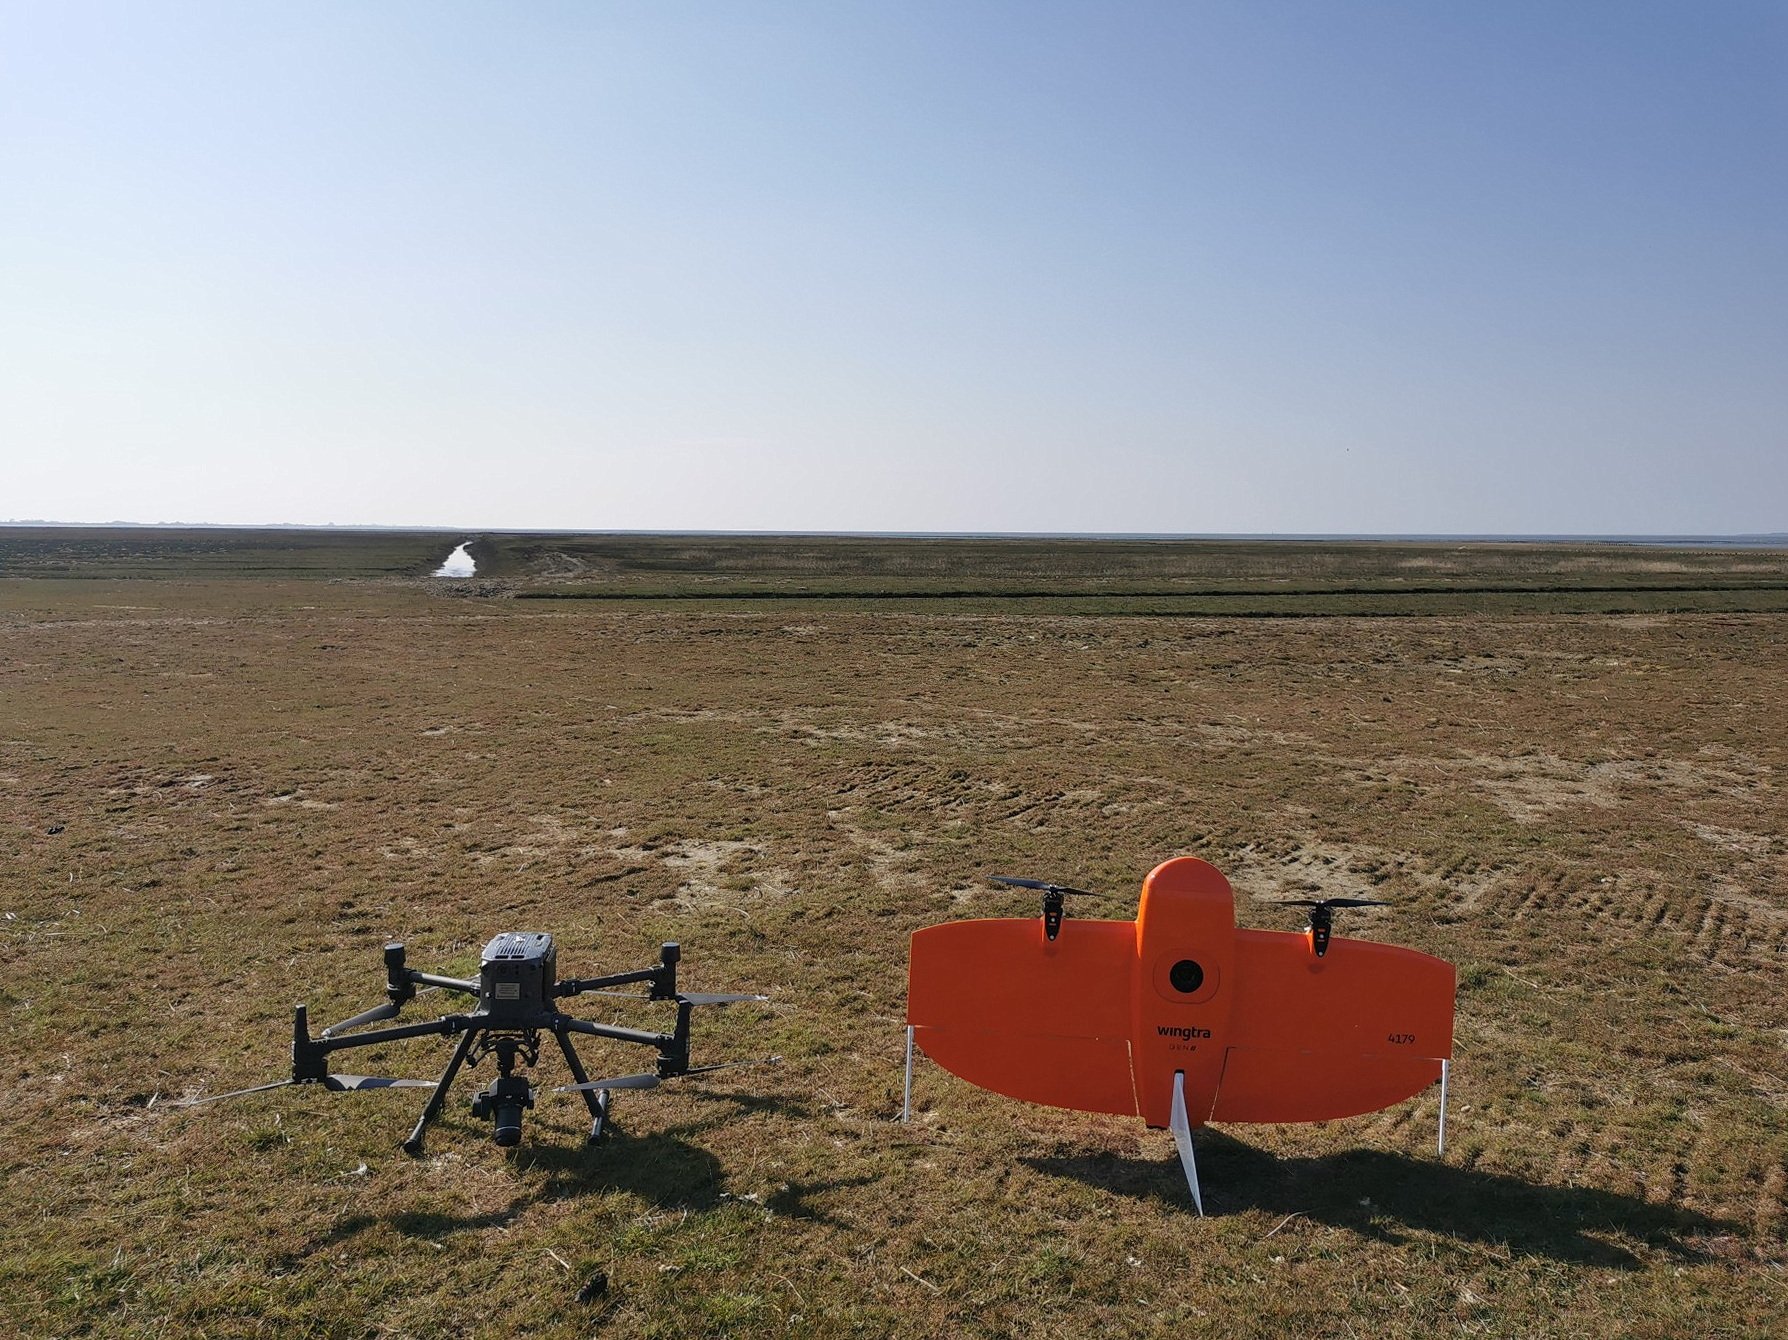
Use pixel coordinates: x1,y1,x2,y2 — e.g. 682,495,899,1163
554,1054,782,1095
322,1000,400,1038
680,992,769,1006
325,1074,437,1092
989,875,1100,897
321,985,442,1039
581,989,767,1006
1273,897,1389,958
556,1070,663,1094
168,1079,298,1107
170,1072,436,1106
991,875,1099,942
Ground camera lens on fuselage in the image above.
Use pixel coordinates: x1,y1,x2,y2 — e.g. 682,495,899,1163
1169,959,1205,994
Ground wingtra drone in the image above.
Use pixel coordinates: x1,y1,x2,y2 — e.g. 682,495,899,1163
904,856,1455,1213
177,933,776,1153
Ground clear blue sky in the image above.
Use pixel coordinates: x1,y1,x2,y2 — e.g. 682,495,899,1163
3,1,1783,533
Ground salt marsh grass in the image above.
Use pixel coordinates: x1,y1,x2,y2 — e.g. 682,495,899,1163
1,534,1782,1336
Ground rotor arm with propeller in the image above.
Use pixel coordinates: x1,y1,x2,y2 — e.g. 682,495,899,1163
553,939,769,1013
168,1003,469,1107
555,1054,784,1096
1275,897,1389,957
550,964,775,1117
296,1002,469,1080
319,941,478,1039
990,874,1101,941
556,981,766,1072
555,940,683,1000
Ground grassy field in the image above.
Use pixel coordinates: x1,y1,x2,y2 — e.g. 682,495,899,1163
2,534,1783,1337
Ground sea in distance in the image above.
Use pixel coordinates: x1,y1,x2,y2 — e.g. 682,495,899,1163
433,530,1788,549
4,521,1784,549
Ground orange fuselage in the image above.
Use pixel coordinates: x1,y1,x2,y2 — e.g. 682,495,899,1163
907,856,1454,1128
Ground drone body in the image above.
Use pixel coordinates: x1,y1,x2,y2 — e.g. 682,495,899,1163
182,932,773,1154
905,856,1455,1211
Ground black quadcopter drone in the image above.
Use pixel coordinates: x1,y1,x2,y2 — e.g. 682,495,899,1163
176,932,777,1154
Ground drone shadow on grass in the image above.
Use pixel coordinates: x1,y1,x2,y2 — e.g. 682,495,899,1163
1024,1132,1736,1268
523,1086,818,1204
307,1088,816,1253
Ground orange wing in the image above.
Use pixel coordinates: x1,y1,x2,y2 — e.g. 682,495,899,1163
907,918,1139,1116
1207,929,1454,1123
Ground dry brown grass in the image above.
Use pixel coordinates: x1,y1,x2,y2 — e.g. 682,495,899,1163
2,574,1783,1337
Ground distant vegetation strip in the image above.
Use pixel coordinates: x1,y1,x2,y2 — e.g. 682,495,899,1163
515,582,1788,599
0,526,460,580
6,529,1786,598
510,587,1788,617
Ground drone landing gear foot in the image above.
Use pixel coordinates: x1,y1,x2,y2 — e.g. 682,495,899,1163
901,1025,915,1123
1437,1058,1450,1158
586,1090,611,1144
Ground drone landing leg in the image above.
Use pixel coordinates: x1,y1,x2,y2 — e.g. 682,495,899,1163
1437,1058,1450,1159
1169,1071,1205,1217
552,1027,608,1142
901,1025,914,1123
402,1025,479,1157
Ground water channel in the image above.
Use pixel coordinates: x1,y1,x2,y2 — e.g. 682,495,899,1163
433,543,475,577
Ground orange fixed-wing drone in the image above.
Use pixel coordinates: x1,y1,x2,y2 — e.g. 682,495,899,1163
905,856,1455,1213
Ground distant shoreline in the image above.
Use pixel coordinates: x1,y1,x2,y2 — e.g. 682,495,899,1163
3,521,1784,549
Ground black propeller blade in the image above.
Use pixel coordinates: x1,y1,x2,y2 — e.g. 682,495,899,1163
169,1079,296,1107
323,1074,437,1091
1277,898,1389,909
172,1072,436,1105
321,985,440,1038
680,992,769,1006
989,875,1099,897
555,1071,664,1095
322,1000,401,1038
581,989,765,1005
555,1054,781,1095
683,1054,782,1079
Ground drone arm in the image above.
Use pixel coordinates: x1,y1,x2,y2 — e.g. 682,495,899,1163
560,1003,691,1078
555,1016,676,1051
293,1006,469,1087
556,966,661,997
408,971,479,995
556,942,681,1000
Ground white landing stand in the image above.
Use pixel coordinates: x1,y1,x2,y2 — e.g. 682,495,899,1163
1437,1058,1450,1158
901,1026,915,1122
1169,1070,1204,1216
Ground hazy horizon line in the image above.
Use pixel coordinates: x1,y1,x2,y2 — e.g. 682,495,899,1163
5,519,1785,548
